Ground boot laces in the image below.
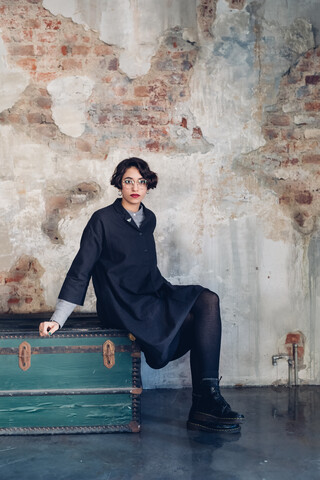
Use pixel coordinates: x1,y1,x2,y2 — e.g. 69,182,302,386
210,387,231,413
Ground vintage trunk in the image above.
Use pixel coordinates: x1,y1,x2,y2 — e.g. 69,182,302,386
0,314,141,435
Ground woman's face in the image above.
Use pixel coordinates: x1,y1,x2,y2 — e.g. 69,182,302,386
120,167,148,211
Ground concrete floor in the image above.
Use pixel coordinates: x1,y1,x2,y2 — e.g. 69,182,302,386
0,386,319,480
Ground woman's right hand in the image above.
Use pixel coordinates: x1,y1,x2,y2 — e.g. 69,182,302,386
39,321,60,337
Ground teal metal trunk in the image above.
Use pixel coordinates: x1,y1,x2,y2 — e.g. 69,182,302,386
0,315,141,434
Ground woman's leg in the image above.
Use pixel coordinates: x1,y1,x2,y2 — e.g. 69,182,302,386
172,290,244,431
189,290,221,393
171,290,221,392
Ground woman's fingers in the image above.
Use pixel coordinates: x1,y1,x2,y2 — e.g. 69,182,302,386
39,321,60,337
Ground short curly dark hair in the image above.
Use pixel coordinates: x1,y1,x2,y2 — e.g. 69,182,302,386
110,157,158,190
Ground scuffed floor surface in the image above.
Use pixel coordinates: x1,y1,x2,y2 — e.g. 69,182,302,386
0,387,319,480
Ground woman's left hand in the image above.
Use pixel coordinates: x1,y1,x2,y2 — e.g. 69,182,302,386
39,321,60,337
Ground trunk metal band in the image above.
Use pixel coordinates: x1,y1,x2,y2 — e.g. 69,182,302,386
0,341,141,371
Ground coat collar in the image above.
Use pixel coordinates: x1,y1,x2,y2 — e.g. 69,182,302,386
112,198,152,231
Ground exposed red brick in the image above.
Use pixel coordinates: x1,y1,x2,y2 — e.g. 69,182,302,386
269,115,291,126
229,0,245,9
285,333,301,344
282,157,299,166
37,32,57,43
22,28,33,41
44,19,62,30
98,115,109,124
101,75,112,83
5,274,25,283
279,195,291,205
94,45,113,56
113,86,127,96
295,191,313,205
36,72,57,82
138,116,159,126
302,154,320,164
16,57,37,71
61,45,68,56
305,101,320,111
108,57,118,70
61,58,82,70
181,117,188,128
36,96,52,109
305,75,320,85
25,297,33,304
297,61,313,72
263,127,279,140
7,297,20,304
146,140,160,152
122,99,145,106
6,113,21,124
192,126,203,139
27,113,42,123
134,86,149,97
36,124,57,138
72,45,90,55
26,18,41,28
8,44,34,56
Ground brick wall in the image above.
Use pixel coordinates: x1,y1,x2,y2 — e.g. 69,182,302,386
0,1,203,157
241,47,320,236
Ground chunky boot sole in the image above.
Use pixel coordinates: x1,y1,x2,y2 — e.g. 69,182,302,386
190,411,244,425
187,420,241,434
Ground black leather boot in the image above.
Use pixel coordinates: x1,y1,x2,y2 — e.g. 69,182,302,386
187,378,244,432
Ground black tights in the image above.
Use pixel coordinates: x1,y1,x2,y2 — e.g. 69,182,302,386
172,290,221,393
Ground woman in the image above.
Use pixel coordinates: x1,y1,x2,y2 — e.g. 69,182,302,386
39,157,244,433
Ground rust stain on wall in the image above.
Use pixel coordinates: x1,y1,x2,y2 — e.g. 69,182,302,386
285,331,305,370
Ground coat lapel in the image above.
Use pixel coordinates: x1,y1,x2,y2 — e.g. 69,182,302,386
112,198,152,232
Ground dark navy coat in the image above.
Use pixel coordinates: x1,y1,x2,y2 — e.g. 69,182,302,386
59,198,204,368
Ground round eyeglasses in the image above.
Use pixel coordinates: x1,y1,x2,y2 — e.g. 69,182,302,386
122,179,148,187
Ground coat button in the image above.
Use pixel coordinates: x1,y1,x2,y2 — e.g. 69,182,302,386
139,233,143,236
144,249,148,253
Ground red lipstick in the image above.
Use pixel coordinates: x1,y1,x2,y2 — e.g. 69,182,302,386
130,194,140,198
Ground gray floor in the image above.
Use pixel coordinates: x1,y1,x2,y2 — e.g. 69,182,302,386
0,386,319,480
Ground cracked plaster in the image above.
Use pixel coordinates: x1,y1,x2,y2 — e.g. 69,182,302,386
43,0,198,78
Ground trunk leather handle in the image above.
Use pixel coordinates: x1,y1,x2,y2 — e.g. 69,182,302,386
103,340,115,369
19,341,31,371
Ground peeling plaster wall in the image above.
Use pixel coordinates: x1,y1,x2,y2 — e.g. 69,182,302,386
0,0,319,388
